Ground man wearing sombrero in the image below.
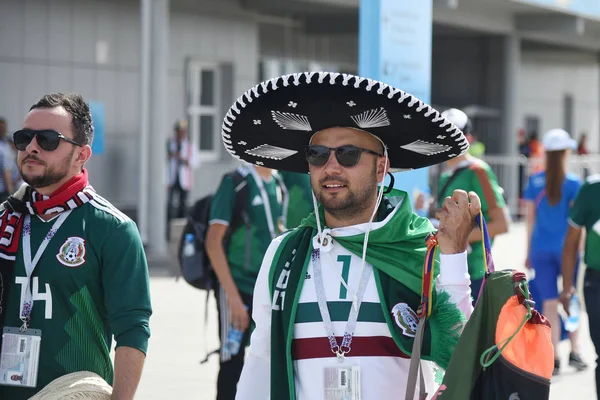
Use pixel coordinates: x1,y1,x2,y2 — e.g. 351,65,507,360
224,72,479,399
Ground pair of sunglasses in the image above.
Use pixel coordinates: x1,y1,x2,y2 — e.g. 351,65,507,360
305,145,384,167
13,129,81,152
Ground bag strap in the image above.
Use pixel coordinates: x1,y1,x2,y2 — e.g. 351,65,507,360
405,233,438,400
405,212,493,398
438,165,470,201
475,212,495,275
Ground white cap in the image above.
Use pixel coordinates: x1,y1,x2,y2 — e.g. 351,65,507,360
542,129,577,151
441,108,469,131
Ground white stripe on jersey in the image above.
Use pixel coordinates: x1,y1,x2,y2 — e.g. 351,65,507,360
293,320,392,339
89,196,129,223
92,194,129,220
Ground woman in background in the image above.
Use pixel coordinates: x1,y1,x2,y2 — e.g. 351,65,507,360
524,129,588,375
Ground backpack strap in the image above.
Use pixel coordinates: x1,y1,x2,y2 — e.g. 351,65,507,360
438,164,471,201
230,170,252,270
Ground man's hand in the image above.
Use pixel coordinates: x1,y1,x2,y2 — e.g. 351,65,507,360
436,190,482,254
228,294,249,331
560,287,576,316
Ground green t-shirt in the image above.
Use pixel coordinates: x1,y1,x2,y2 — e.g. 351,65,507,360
437,160,505,279
279,171,313,229
0,195,152,400
210,168,284,294
569,175,600,271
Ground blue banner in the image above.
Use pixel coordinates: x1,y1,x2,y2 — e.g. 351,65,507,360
516,0,600,19
359,0,433,214
89,101,105,155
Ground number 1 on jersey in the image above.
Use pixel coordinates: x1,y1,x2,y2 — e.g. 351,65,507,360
337,255,351,299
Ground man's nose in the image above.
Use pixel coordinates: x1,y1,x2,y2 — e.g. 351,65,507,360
24,135,41,154
322,149,342,172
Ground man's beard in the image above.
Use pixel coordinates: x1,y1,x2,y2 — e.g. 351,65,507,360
19,150,74,189
314,165,379,220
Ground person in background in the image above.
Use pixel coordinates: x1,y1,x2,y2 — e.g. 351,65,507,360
524,128,588,375
518,128,531,159
528,131,545,174
278,171,313,229
561,174,600,397
467,133,486,158
517,128,531,220
6,137,24,190
206,163,287,400
166,119,199,239
0,117,13,201
427,108,509,305
577,133,589,155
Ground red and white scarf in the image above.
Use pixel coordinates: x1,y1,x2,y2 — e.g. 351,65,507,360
0,169,94,350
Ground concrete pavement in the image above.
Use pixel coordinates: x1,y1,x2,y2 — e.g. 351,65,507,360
135,222,597,399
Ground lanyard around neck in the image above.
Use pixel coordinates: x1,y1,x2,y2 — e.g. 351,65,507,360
20,211,71,331
312,248,373,361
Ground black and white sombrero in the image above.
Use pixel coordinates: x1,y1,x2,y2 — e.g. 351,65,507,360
221,72,469,173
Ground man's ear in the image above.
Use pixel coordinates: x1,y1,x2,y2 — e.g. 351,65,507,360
76,145,92,164
377,157,389,182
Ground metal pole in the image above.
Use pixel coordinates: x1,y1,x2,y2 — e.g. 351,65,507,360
503,34,521,215
139,0,151,244
147,0,169,255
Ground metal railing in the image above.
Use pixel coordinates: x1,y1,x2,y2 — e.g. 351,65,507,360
481,154,600,217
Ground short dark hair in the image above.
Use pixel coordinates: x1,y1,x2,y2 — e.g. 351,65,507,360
29,93,94,146
0,117,6,125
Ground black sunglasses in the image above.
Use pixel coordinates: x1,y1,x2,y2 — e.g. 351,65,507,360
305,145,384,167
13,129,81,152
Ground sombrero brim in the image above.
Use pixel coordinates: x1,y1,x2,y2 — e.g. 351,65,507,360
28,371,112,400
221,72,469,173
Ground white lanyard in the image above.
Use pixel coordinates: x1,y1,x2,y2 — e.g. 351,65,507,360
248,166,277,239
20,211,71,331
313,248,373,361
272,172,289,228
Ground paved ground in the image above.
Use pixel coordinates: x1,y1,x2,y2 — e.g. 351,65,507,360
135,222,597,399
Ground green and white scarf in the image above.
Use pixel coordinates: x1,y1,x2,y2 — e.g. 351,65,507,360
268,190,466,400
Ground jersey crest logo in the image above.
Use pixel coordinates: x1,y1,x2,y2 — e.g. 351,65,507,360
56,236,86,267
391,303,419,337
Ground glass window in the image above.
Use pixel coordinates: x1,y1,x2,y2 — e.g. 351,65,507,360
200,70,214,106
199,115,214,151
186,61,220,161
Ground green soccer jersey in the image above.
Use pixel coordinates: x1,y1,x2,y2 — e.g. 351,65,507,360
569,175,600,271
437,159,506,280
210,168,284,295
0,195,152,400
279,171,313,229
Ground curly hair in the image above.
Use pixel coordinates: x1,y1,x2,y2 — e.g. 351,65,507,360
29,93,94,146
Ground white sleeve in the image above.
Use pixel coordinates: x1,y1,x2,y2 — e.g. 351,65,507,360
236,233,289,400
435,251,474,319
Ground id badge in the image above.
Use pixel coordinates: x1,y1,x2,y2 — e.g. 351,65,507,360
0,327,42,388
323,364,361,400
